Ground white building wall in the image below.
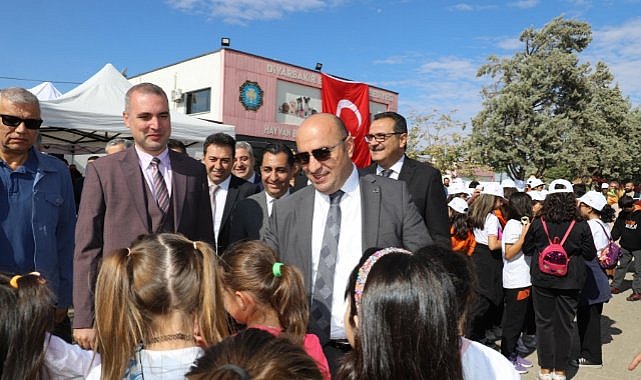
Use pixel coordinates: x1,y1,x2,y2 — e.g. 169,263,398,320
129,52,223,121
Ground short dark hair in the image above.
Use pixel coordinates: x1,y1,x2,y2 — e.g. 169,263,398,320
125,83,167,113
203,133,236,156
619,195,635,209
263,143,295,167
373,111,407,134
167,139,187,154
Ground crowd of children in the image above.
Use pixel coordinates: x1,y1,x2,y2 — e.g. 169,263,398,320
4,177,641,379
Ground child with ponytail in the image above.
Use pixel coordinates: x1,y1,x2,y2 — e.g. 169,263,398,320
88,233,229,379
219,240,330,379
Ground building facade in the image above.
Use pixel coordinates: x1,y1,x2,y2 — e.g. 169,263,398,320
130,48,398,149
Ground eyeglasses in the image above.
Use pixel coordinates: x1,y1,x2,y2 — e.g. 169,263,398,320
294,136,347,165
364,132,402,143
1,114,43,130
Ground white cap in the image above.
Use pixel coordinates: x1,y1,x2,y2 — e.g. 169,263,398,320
601,182,609,189
501,178,516,188
481,182,504,198
528,190,546,201
448,197,469,214
448,182,467,196
548,179,574,194
578,191,607,211
529,178,545,189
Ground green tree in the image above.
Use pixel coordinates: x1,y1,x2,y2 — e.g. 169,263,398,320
405,110,472,176
470,16,640,180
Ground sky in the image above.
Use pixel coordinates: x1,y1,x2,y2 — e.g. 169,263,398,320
3,0,641,126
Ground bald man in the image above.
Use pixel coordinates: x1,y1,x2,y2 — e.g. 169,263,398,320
263,113,430,375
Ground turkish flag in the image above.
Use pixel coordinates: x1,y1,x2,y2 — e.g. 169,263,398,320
321,73,371,168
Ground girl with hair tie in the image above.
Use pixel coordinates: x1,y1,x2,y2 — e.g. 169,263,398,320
0,272,98,379
87,233,229,379
339,246,519,380
219,240,330,379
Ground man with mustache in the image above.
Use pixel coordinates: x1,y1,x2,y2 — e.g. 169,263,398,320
361,111,449,247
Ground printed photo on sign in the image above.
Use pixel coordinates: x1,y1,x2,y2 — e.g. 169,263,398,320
275,80,321,125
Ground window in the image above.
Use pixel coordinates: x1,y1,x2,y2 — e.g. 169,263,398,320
186,88,211,114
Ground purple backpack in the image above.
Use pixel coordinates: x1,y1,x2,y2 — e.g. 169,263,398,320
596,222,621,269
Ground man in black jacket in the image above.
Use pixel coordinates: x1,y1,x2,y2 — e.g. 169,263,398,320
360,111,449,247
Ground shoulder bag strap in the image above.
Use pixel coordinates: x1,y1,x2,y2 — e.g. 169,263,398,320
596,220,614,242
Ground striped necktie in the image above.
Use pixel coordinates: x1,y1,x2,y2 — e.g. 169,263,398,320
150,157,170,214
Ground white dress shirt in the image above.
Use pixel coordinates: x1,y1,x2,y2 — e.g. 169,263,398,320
136,146,172,198
209,175,230,240
311,165,362,339
375,155,404,180
266,190,290,217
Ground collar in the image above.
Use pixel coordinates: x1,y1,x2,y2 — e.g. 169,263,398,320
265,189,290,203
376,155,404,175
209,174,231,190
135,145,170,169
315,164,359,199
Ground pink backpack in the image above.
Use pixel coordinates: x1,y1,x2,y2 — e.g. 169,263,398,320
539,218,575,277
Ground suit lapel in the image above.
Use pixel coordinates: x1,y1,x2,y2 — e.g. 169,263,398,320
222,177,240,228
301,187,316,287
257,192,269,231
169,150,187,229
121,149,152,233
398,155,414,182
359,176,381,250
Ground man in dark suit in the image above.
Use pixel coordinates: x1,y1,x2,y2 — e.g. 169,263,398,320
73,83,214,349
361,111,449,247
229,142,296,242
263,113,430,375
202,133,259,254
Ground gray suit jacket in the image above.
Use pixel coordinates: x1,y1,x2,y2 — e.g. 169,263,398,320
73,148,214,328
228,191,269,243
263,174,431,292
361,155,450,247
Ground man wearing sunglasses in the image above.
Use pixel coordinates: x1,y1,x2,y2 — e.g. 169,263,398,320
361,111,450,247
263,112,430,376
0,87,76,343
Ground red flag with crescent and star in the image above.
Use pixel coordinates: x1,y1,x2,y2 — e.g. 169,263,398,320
321,73,371,168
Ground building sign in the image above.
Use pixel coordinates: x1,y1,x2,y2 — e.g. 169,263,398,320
239,80,264,111
266,63,321,85
263,123,297,138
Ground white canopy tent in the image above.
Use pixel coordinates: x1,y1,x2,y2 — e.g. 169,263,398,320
28,82,62,100
39,64,235,155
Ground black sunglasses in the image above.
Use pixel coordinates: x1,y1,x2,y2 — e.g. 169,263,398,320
1,114,43,130
294,136,347,165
